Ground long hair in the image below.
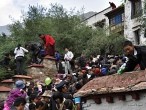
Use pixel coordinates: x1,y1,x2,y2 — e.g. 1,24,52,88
17,44,21,50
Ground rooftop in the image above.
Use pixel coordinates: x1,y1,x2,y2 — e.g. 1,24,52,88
105,5,124,17
74,70,146,97
82,6,112,22
13,75,32,79
0,86,11,92
1,79,14,83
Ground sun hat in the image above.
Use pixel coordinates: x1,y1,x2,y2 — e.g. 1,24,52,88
15,80,25,89
42,90,52,97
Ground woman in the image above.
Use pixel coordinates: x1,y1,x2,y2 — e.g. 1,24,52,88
4,80,27,110
14,44,28,75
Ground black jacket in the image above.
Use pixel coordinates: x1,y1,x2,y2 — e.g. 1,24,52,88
124,46,146,72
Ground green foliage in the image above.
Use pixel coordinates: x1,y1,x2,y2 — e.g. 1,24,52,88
0,4,126,80
8,3,125,56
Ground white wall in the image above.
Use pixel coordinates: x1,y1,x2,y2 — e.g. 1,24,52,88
83,7,112,29
124,0,146,45
82,93,146,110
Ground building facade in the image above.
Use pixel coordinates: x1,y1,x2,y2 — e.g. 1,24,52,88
124,0,146,45
83,0,146,45
105,5,124,35
82,7,112,29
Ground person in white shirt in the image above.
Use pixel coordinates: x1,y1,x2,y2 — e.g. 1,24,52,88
64,48,74,74
14,44,28,75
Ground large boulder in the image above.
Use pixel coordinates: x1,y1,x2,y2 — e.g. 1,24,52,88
27,55,57,81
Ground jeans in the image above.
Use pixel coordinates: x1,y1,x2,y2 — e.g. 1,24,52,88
16,56,24,75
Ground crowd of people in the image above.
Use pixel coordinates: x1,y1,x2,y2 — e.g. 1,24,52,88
1,35,146,110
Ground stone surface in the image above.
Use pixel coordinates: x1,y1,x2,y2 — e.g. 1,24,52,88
74,70,146,97
27,57,57,82
0,79,14,89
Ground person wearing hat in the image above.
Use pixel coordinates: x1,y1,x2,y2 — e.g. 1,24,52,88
56,81,72,100
41,90,52,110
4,80,26,110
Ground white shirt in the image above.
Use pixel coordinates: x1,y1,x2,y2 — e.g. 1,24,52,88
64,51,74,61
14,47,28,59
134,48,137,56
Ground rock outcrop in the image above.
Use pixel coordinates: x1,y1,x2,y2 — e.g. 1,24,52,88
27,55,57,81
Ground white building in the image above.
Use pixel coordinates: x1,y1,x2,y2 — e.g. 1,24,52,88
82,7,112,29
83,0,146,45
124,0,146,45
105,5,124,35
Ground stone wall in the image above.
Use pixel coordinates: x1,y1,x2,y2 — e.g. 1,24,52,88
82,92,146,110
0,92,9,101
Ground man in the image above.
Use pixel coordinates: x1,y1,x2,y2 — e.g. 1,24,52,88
64,48,74,74
55,51,61,71
41,90,52,110
39,34,55,56
78,53,86,68
123,40,146,72
14,44,28,75
14,97,26,110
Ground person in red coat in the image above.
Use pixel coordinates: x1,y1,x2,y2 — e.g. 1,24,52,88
39,34,55,56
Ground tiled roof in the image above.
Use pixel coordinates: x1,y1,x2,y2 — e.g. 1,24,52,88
0,86,11,92
13,75,32,79
1,79,14,83
74,70,146,97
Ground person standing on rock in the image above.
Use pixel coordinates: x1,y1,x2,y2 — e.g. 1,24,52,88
39,34,55,57
14,44,28,75
64,48,74,74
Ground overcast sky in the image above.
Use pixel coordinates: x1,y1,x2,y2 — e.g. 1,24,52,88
0,0,122,26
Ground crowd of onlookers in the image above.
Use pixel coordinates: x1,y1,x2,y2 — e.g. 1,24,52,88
0,46,128,110
1,38,146,110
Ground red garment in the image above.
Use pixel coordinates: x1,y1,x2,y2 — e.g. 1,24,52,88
45,43,55,56
44,35,55,47
40,34,55,56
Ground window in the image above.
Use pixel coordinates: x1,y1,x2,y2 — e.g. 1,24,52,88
94,19,105,28
131,0,142,19
144,29,146,38
134,29,140,45
110,14,123,26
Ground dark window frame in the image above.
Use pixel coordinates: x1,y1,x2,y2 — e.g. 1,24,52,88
110,13,124,26
131,0,142,19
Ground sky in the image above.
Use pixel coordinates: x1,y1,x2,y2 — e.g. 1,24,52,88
0,0,122,26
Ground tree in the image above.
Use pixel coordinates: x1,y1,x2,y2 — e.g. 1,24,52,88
0,3,126,80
